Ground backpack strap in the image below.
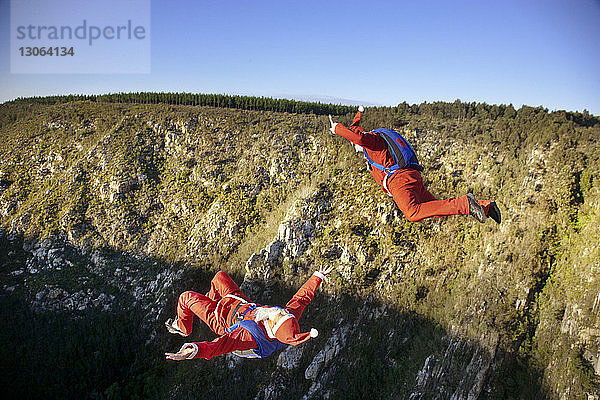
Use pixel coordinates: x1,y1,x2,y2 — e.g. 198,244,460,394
227,319,288,358
214,293,248,323
363,148,401,197
363,148,398,172
228,302,258,328
228,302,245,327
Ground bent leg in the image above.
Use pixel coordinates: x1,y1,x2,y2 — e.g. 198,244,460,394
177,291,225,335
390,170,470,222
396,194,470,222
389,170,494,221
206,271,250,302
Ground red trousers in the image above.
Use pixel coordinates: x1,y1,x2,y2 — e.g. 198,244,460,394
387,169,490,222
176,271,251,336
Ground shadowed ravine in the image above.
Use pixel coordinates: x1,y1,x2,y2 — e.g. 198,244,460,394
0,232,547,399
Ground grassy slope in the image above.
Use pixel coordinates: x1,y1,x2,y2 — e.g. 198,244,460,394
0,100,598,399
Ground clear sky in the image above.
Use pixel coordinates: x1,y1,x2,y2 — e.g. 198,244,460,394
1,0,599,114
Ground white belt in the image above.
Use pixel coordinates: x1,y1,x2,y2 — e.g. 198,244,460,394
224,294,247,303
214,294,251,322
382,174,393,197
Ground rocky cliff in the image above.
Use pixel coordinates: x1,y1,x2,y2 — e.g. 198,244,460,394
0,100,598,399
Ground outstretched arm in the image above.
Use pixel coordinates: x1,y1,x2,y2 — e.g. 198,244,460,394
285,266,334,319
165,344,196,360
165,328,256,361
328,115,382,149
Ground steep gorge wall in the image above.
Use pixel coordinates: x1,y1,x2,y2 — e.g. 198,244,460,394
0,101,598,399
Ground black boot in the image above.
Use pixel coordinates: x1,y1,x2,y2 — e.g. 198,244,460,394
467,193,486,223
488,201,501,224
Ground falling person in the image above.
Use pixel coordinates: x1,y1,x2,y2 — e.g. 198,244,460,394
328,107,501,223
164,266,333,360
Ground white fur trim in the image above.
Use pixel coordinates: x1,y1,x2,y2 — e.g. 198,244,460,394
257,307,288,338
224,294,247,303
232,349,260,358
313,271,326,280
330,122,338,134
264,319,276,339
310,328,318,338
272,313,295,336
254,306,282,322
358,105,364,112
382,173,393,198
182,343,198,359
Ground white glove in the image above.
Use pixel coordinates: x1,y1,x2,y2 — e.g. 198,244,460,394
318,265,334,276
328,115,338,134
165,343,197,361
358,105,364,112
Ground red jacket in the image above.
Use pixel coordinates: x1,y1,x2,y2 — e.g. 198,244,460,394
333,123,396,192
187,272,324,359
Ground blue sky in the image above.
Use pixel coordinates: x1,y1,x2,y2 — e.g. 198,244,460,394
1,0,599,114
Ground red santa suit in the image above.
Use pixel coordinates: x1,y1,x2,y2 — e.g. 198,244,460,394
173,270,324,359
333,110,491,222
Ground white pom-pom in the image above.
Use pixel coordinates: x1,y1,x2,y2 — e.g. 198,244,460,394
310,328,319,338
358,105,364,112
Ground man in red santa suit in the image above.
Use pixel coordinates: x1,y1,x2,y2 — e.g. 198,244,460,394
328,107,501,223
164,266,333,361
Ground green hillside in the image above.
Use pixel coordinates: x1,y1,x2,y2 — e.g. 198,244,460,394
0,96,598,399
